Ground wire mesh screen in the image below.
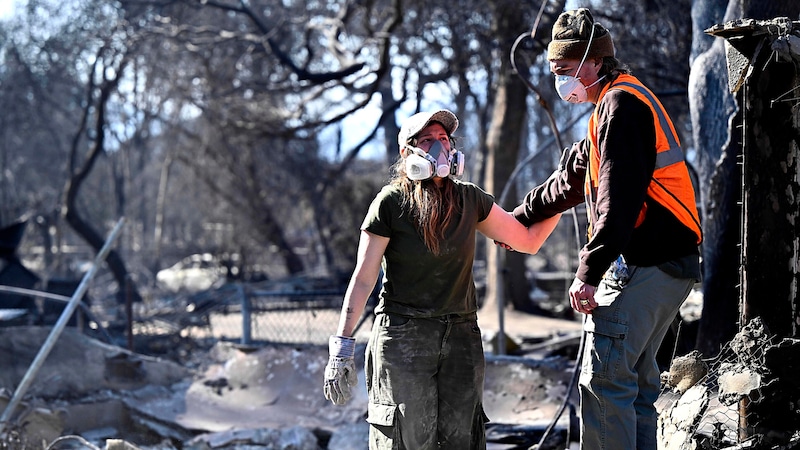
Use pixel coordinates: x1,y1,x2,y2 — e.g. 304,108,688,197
656,317,800,450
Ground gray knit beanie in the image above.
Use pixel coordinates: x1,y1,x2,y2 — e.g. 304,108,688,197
547,8,615,61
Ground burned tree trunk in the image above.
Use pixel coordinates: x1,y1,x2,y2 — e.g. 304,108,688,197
689,0,742,357
482,0,532,320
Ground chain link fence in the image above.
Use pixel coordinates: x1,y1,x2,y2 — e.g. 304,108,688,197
134,281,376,346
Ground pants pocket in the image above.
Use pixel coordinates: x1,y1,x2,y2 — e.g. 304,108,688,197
583,317,628,380
386,313,410,327
367,402,401,450
470,405,490,449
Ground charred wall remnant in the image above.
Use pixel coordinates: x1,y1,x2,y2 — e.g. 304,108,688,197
706,17,800,341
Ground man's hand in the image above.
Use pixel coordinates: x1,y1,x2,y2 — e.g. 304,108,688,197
569,278,597,313
323,335,357,405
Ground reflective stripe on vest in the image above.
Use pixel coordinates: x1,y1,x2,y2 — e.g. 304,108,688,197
584,75,702,244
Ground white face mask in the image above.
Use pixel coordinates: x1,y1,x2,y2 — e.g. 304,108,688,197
555,75,588,104
555,74,605,104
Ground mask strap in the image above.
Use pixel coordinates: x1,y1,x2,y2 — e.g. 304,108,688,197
585,74,606,89
574,22,597,78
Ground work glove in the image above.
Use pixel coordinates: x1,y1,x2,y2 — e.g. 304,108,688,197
323,335,357,406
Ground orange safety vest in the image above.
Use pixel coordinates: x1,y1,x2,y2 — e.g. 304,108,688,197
584,74,702,244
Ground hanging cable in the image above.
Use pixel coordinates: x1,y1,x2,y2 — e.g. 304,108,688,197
510,34,564,153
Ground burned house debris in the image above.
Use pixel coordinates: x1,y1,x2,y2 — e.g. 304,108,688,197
0,319,582,450
658,318,800,449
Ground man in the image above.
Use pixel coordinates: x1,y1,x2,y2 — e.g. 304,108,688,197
512,8,702,450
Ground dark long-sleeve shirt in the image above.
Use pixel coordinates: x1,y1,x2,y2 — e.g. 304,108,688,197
513,88,700,286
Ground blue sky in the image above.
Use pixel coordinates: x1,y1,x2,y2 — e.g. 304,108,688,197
0,0,22,19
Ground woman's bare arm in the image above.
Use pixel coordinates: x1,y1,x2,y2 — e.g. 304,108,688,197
335,230,389,337
476,204,561,254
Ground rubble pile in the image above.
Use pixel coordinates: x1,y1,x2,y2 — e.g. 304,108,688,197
0,323,579,449
658,317,800,450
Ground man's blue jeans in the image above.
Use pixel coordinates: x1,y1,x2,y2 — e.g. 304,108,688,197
579,265,695,450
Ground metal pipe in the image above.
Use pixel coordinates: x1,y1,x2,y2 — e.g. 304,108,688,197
240,284,251,345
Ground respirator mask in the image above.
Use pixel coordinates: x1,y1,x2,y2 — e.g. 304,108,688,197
555,74,605,104
404,140,465,181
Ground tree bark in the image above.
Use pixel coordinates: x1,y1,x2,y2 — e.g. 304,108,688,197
690,0,746,357
483,1,531,317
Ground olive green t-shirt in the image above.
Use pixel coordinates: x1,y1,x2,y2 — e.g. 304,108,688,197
362,179,494,318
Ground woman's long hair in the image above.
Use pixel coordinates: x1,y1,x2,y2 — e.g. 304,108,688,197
390,134,462,256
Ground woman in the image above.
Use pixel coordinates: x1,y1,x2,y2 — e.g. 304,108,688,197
323,109,560,449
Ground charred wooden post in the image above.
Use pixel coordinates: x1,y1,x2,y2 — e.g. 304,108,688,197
706,16,800,349
706,17,800,446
